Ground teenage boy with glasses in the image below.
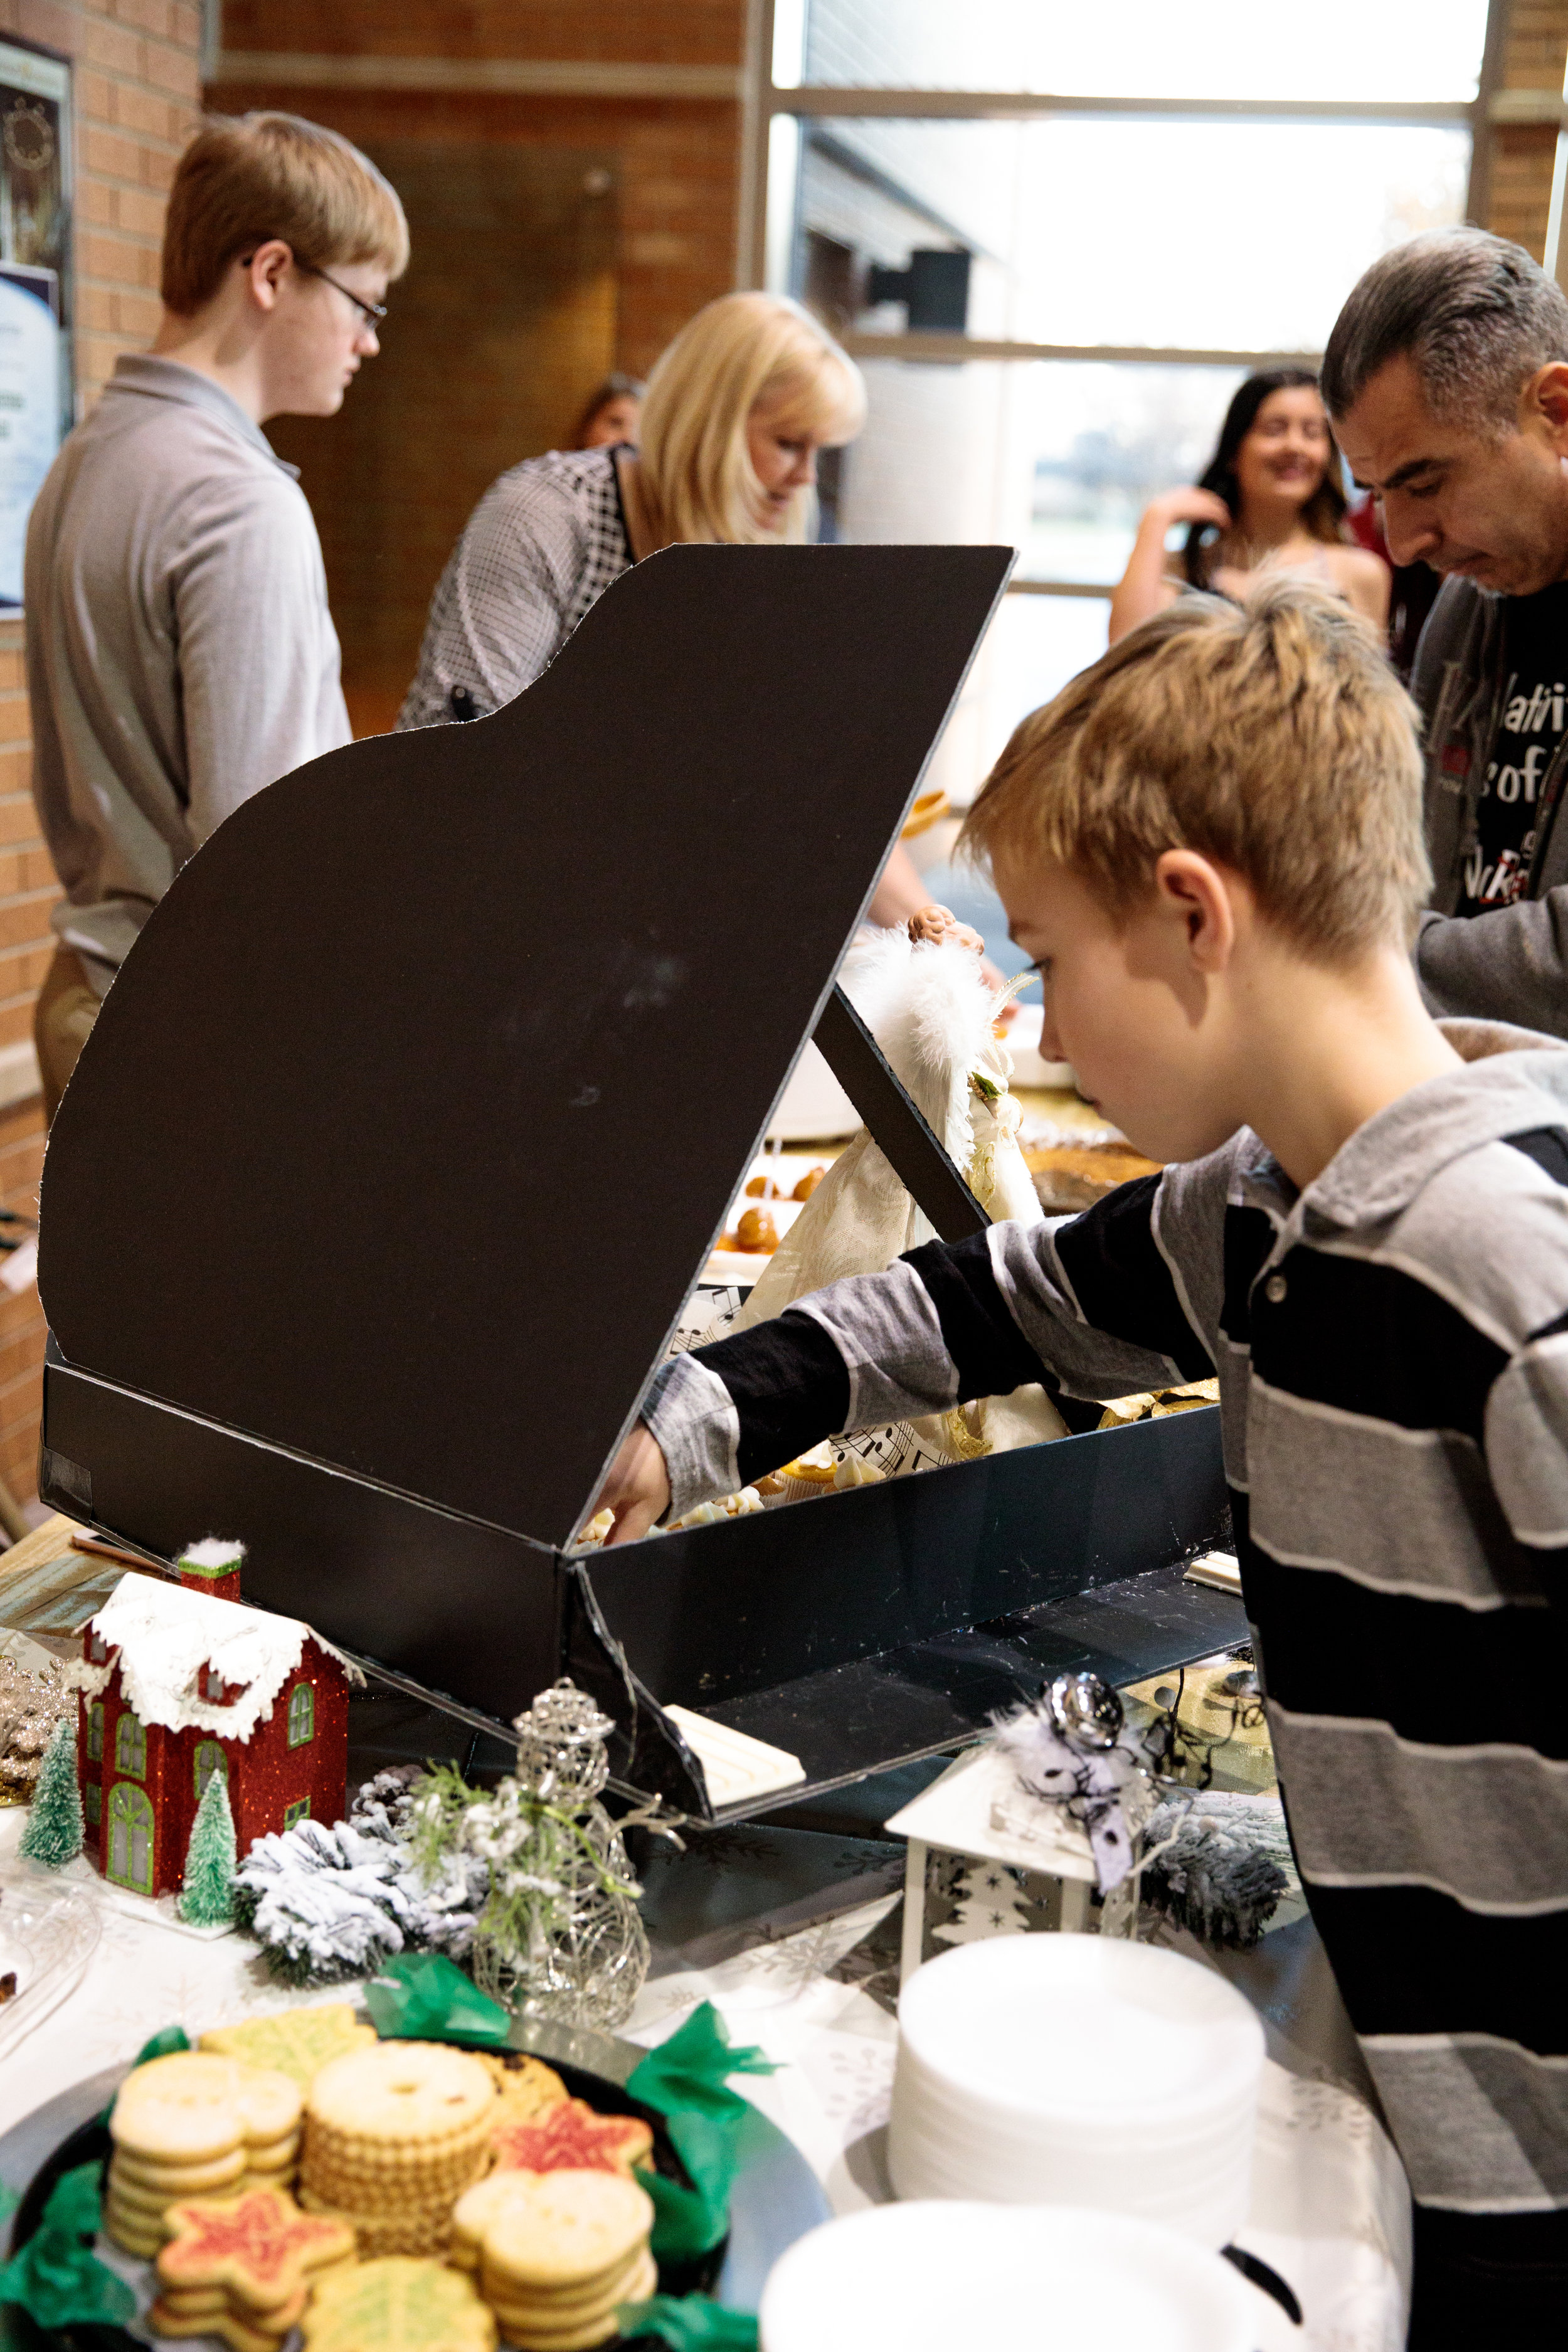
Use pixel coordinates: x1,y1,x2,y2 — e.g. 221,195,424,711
24,111,408,1121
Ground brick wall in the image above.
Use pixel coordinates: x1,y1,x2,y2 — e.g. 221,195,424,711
1485,0,1568,255
213,3,750,373
0,0,201,1504
209,3,751,729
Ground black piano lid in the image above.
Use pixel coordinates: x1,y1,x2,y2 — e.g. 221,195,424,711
38,543,1015,1553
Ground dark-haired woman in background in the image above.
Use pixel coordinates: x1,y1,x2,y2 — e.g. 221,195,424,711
1108,369,1388,644
570,371,645,450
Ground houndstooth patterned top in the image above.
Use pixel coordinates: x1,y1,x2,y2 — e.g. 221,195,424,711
396,445,633,731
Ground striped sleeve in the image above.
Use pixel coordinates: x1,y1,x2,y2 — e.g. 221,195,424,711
640,1157,1231,1518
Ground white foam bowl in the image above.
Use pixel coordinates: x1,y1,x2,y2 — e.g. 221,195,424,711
758,2201,1259,2352
887,1934,1264,2243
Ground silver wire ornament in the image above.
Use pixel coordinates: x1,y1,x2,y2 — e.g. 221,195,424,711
460,1681,651,2030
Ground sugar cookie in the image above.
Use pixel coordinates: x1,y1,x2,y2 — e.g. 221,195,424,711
302,2255,497,2352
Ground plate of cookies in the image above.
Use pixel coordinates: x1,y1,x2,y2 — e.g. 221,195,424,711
0,2003,829,2352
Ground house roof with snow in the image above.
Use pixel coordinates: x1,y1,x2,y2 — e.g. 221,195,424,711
73,1572,362,1744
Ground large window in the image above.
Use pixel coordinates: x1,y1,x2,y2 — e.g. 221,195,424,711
753,0,1497,819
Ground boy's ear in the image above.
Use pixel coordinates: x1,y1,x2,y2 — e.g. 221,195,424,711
1152,849,1237,973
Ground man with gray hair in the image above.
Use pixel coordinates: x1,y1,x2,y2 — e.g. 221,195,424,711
1325,228,1568,1034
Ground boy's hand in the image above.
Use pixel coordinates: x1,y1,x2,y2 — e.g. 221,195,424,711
593,1423,671,1545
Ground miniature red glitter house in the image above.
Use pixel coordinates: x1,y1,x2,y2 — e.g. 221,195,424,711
75,1568,361,1899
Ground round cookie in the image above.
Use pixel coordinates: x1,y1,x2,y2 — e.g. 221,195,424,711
112,2053,302,2166
106,2170,187,2221
484,2245,648,2312
478,2170,652,2291
484,2249,657,2333
103,2203,167,2257
114,2146,248,2195
307,2044,495,2146
484,2271,655,2352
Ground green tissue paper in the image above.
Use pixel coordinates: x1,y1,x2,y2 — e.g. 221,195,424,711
626,2004,779,2262
131,2025,192,2067
617,2292,760,2349
0,2162,135,2330
363,1951,512,2047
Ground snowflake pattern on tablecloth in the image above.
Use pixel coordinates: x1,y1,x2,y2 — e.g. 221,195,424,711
813,2040,896,2139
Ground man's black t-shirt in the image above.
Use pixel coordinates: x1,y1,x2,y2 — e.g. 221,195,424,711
1458,581,1568,915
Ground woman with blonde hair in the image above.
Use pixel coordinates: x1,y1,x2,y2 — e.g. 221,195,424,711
398,292,866,730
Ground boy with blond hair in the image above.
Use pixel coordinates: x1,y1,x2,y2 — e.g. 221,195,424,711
597,581,1568,2339
26,112,408,1120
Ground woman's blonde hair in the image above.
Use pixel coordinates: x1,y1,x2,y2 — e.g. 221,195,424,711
636,292,866,546
162,113,410,317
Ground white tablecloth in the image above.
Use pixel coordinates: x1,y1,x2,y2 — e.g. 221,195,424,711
0,1809,1410,2349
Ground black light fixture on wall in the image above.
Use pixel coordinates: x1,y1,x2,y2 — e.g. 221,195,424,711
867,248,972,333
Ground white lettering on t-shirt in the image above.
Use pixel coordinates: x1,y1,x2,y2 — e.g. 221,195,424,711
1502,684,1565,734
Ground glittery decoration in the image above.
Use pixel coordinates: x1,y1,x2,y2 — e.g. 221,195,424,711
0,1648,70,1803
490,2097,652,2179
159,2186,354,2297
411,1682,650,2032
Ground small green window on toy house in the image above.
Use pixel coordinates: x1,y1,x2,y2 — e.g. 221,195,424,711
194,1740,227,1799
87,1703,103,1762
283,1797,310,1829
115,1712,146,1778
85,1781,101,1825
287,1682,314,1747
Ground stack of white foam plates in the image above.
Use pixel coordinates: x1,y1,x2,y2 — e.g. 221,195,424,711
887,1934,1264,2246
758,2201,1259,2352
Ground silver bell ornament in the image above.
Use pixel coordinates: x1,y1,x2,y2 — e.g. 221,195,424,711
1043,1670,1125,1752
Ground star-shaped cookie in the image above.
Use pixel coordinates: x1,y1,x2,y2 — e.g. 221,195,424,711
157,2185,356,2312
489,2097,653,2180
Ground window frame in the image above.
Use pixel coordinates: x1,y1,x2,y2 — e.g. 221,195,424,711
114,1710,146,1780
194,1739,227,1799
287,1681,315,1748
740,1,1507,632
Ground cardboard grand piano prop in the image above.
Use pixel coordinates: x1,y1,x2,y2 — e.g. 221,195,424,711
35,544,1239,1822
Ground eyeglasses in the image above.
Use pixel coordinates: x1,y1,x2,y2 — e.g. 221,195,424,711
298,262,387,327
238,252,386,328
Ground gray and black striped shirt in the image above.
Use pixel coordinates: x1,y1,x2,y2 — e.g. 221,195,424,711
646,1019,1568,2257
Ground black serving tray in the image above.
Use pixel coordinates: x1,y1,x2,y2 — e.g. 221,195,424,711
0,2021,829,2351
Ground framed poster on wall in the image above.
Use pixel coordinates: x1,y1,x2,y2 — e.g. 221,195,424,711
0,36,69,607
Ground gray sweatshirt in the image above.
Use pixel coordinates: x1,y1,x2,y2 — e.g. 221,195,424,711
25,355,351,990
1411,574,1568,1035
646,1020,1568,2240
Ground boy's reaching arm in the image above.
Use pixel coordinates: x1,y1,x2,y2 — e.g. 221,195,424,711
598,1169,1222,1540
